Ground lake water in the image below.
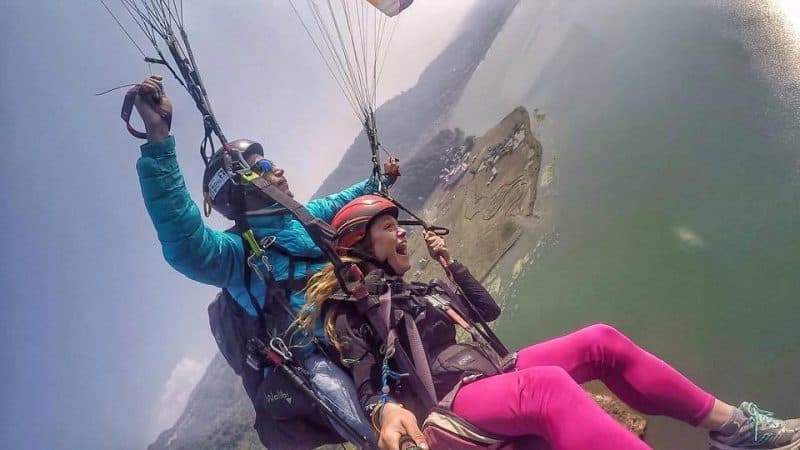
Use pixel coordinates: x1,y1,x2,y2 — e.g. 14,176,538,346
451,1,800,447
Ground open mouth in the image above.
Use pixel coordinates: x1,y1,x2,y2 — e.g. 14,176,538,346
396,240,408,256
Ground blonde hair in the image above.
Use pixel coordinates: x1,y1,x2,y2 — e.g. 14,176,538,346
295,256,363,352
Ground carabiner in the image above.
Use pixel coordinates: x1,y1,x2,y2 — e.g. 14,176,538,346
247,253,272,282
269,337,293,361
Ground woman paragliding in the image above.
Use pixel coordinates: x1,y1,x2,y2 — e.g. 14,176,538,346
299,195,800,450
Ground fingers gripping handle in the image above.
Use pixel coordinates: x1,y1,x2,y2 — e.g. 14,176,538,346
427,225,449,236
121,85,172,139
396,221,450,236
121,87,147,139
399,435,424,450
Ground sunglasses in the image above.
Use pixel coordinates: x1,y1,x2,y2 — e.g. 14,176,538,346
250,159,274,174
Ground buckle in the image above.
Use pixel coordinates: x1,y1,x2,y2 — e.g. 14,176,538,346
246,337,269,371
245,337,294,371
425,293,450,309
244,232,276,281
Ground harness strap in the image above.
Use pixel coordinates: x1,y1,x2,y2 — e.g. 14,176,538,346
432,278,509,358
402,306,438,403
274,277,311,293
269,242,327,263
287,256,296,286
230,224,329,354
356,289,438,409
241,243,268,333
241,175,368,297
246,176,337,256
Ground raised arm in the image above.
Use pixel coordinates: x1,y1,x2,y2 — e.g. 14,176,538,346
137,137,243,287
133,76,243,288
305,158,400,222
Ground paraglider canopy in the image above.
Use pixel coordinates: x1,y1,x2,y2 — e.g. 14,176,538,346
368,0,414,17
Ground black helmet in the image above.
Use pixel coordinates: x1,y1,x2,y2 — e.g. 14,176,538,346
202,139,265,219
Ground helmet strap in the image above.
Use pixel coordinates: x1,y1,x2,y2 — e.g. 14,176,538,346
242,186,280,214
245,204,289,217
348,246,398,277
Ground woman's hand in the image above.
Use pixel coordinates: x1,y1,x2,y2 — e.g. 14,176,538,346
384,157,401,184
423,230,450,262
133,75,172,142
378,403,428,450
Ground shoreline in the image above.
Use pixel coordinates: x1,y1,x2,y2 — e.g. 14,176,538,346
480,125,559,311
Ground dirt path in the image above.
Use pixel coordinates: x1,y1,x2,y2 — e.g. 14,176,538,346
406,106,543,282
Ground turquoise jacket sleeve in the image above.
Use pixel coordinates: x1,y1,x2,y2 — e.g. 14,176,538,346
136,136,243,288
305,175,389,222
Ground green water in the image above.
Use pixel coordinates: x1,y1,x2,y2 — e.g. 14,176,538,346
452,1,800,447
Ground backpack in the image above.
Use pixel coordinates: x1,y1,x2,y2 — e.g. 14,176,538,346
207,236,351,450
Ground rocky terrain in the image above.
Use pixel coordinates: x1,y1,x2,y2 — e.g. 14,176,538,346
405,106,542,284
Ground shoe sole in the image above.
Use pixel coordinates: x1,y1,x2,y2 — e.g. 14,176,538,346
708,437,800,450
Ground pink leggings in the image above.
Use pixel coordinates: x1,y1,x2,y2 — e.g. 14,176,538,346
450,324,715,450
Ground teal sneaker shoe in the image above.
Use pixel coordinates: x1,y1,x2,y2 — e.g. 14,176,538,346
709,402,800,450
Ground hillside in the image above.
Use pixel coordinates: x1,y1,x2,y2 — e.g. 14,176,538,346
312,0,520,197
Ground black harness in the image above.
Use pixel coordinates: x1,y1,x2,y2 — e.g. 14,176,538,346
332,276,511,418
208,228,374,450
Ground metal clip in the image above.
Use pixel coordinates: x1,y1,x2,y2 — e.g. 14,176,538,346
246,234,276,281
426,293,473,330
247,253,272,282
269,337,293,361
259,235,276,249
425,293,451,310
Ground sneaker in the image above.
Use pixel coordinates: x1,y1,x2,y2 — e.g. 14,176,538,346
709,402,800,450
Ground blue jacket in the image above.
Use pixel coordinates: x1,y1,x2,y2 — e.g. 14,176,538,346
137,136,384,350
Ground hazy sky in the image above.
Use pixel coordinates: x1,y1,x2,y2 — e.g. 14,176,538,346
0,1,476,449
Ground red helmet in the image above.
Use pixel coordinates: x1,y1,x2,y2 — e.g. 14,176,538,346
331,195,399,255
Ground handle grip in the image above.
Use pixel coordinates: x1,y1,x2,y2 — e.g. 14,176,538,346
399,435,423,450
120,84,172,140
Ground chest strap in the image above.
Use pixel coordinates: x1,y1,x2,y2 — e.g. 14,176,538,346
355,289,438,409
400,300,438,403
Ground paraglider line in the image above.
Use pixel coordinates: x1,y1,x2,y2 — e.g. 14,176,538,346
94,82,139,96
289,0,362,119
99,0,149,59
